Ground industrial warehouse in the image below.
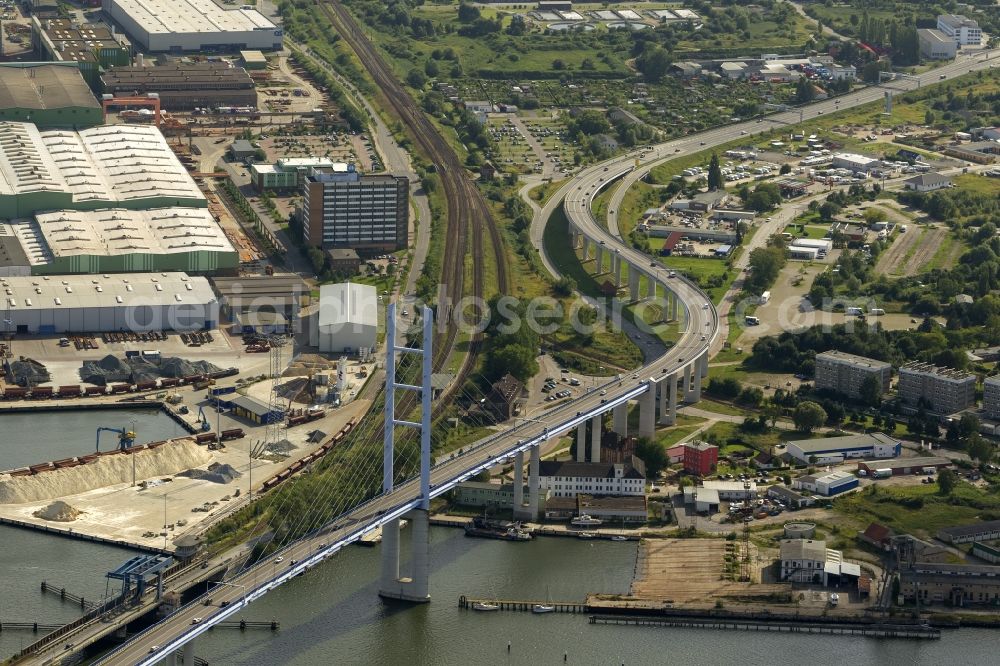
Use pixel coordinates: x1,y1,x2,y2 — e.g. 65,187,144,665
0,63,102,128
312,282,377,354
102,0,284,53
0,272,218,334
100,61,258,111
3,207,237,276
0,121,206,218
31,17,133,90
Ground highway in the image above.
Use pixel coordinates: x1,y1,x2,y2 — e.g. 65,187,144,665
96,51,1000,666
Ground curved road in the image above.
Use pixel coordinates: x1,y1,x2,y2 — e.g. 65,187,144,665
95,49,1000,666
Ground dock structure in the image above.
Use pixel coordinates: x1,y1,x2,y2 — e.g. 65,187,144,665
458,596,588,613
589,615,941,639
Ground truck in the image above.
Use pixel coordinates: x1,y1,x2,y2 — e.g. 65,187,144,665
745,315,760,326
873,468,892,479
846,307,864,316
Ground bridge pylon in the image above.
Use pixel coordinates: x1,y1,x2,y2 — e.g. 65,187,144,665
379,302,433,604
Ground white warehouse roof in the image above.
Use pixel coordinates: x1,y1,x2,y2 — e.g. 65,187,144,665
0,122,204,205
107,0,277,36
318,282,377,332
0,272,216,311
7,207,234,266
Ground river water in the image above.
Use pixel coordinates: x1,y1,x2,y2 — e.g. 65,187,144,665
2,413,998,664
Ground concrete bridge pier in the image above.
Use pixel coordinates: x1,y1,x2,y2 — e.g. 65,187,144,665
575,422,587,462
527,445,541,520
182,640,195,666
581,237,590,260
513,450,525,507
659,373,677,425
613,254,623,287
672,294,679,322
613,403,627,437
165,653,177,666
639,382,657,439
683,364,696,403
591,414,602,462
699,352,709,379
629,266,640,302
594,245,604,273
646,277,656,299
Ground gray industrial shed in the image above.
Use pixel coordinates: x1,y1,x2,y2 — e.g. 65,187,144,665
0,273,218,334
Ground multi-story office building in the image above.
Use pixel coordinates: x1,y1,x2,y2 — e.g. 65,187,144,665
897,362,976,415
983,376,1000,421
538,457,646,498
302,167,408,252
814,350,891,400
937,14,983,46
918,28,958,60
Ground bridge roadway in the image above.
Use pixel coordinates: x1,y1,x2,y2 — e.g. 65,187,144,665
87,52,1000,666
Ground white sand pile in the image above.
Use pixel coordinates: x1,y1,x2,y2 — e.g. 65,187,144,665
0,440,212,505
33,500,82,522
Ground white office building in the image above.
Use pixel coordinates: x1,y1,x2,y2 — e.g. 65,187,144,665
780,539,843,585
313,282,377,354
102,0,283,52
937,14,982,46
918,28,958,60
538,457,646,498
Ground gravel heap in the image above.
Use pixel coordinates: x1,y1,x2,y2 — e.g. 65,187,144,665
33,500,82,522
80,355,224,385
178,462,242,484
10,358,51,386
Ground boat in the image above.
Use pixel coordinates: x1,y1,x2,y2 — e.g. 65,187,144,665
472,602,500,611
465,516,532,541
532,604,555,614
571,514,603,527
611,535,629,542
577,532,596,539
829,593,839,607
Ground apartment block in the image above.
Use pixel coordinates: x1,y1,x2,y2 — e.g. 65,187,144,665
897,362,976,415
302,167,409,252
937,14,982,46
814,350,891,400
983,376,1000,421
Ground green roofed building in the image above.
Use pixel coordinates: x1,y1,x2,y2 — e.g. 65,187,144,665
0,63,102,128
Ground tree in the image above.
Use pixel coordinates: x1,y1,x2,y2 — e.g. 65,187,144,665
552,276,577,298
858,374,883,408
967,434,994,464
795,77,815,104
507,14,526,36
793,401,827,433
406,69,427,89
457,3,480,22
779,163,791,175
937,468,958,495
708,153,724,191
636,45,671,83
863,208,887,225
635,438,668,478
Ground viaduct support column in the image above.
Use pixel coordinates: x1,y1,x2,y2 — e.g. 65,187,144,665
379,519,400,592
700,352,709,379
513,450,525,508
166,653,178,666
629,266,640,302
527,445,540,521
672,294,679,322
576,422,587,462
614,255,623,287
639,383,656,439
182,639,195,666
661,373,677,425
591,415,602,463
408,510,430,601
647,277,656,299
594,245,604,273
683,364,696,403
581,237,590,260
691,362,703,403
613,403,628,437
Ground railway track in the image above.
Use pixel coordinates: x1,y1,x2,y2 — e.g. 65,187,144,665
318,0,508,413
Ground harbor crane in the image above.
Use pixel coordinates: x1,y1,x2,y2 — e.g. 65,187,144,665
95,426,137,452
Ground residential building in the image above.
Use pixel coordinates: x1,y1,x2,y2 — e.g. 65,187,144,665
937,520,1000,545
936,14,982,46
313,282,377,354
903,172,952,192
814,350,891,400
100,61,258,111
900,562,1000,606
302,167,409,252
983,375,1000,420
792,470,859,497
767,485,814,509
780,539,840,585
665,441,718,476
786,432,900,465
538,456,646,498
918,28,957,60
897,362,976,415
485,373,525,421
102,0,283,52
856,456,952,477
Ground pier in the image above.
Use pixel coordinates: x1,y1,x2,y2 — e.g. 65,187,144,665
589,615,941,639
458,596,587,613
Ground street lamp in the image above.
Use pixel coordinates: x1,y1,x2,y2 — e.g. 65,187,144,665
209,581,248,608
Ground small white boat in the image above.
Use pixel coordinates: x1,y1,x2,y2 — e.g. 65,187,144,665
532,604,555,614
577,532,596,539
611,535,628,542
472,602,500,611
571,514,603,527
